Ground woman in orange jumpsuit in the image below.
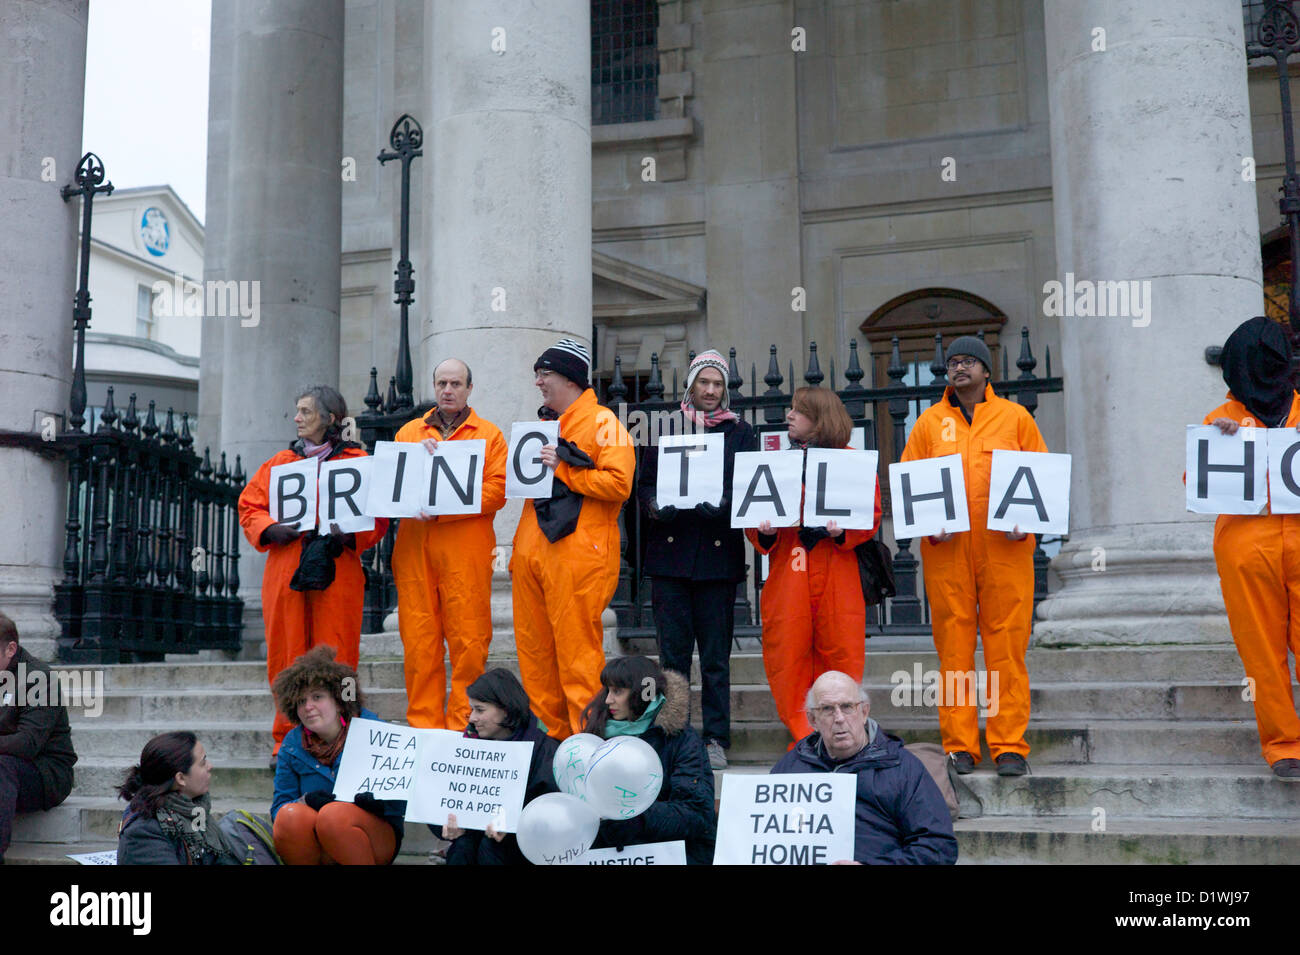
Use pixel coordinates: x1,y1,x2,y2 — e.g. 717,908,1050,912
746,387,882,744
238,386,388,765
1204,316,1300,780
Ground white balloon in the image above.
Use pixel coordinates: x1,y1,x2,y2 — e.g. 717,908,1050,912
515,793,600,866
552,733,604,799
583,736,664,820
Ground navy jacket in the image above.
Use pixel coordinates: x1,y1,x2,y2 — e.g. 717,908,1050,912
637,417,756,581
589,671,717,864
771,726,958,865
271,707,406,852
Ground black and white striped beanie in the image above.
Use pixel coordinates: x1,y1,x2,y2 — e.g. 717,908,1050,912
534,338,590,388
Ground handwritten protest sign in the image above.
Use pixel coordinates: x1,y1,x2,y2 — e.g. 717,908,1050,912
406,730,535,832
713,773,856,865
332,718,421,801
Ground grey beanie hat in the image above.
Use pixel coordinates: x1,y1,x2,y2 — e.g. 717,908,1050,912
944,336,992,374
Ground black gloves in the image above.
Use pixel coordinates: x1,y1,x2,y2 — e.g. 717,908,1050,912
648,500,678,521
695,501,724,519
598,815,647,850
354,791,386,819
555,438,595,469
303,790,336,811
261,523,300,546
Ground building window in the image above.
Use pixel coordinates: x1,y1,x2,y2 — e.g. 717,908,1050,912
592,0,658,125
136,284,156,340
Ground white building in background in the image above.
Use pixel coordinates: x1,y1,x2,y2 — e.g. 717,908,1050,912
81,185,205,445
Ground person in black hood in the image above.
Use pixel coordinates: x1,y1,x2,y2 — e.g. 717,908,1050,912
434,668,560,864
1204,316,1300,779
771,671,957,864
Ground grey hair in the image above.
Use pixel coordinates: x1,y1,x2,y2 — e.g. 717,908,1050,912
296,385,348,441
805,678,870,714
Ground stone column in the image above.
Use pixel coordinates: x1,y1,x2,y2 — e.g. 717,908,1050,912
699,0,803,365
424,0,592,651
1034,1,1264,645
220,0,346,645
197,0,234,450
0,0,88,648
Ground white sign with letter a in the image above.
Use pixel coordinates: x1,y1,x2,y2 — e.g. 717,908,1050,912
268,458,319,533
713,773,856,865
1185,425,1267,515
656,432,724,508
506,421,559,499
888,454,970,539
801,448,878,530
730,450,803,529
318,457,376,534
986,450,1071,535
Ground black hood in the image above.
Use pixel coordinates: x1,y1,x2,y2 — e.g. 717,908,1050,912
1221,316,1294,426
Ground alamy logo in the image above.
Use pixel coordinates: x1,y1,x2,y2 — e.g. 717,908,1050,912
1041,272,1151,328
49,885,151,935
889,664,1000,717
152,273,260,328
0,663,104,718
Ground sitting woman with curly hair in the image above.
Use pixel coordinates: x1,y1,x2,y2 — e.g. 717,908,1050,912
270,646,405,865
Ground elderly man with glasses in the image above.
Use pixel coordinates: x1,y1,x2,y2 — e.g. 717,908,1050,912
770,671,957,865
899,336,1048,778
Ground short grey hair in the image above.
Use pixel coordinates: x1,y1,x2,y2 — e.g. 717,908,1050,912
805,676,870,715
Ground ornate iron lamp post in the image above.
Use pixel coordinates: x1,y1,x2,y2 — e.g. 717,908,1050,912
60,152,114,431
377,114,423,411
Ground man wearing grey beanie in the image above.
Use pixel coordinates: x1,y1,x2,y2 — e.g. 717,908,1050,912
899,336,1048,778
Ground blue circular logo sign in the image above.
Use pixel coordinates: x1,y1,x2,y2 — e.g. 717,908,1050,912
140,207,169,257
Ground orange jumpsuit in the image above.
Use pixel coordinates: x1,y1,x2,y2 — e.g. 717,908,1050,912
900,384,1047,763
238,446,388,752
391,408,507,730
745,467,882,743
1204,392,1300,765
510,389,635,738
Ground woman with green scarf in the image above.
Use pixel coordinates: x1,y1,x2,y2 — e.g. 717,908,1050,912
579,656,717,864
117,731,241,865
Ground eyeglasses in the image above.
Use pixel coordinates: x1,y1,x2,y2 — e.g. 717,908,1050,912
946,357,980,370
811,702,862,719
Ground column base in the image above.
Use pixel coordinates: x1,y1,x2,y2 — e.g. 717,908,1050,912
1033,523,1232,647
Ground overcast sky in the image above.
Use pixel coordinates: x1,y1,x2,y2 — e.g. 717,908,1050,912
83,0,212,224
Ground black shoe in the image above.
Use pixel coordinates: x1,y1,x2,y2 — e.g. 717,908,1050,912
996,753,1028,777
1272,758,1300,780
949,751,976,775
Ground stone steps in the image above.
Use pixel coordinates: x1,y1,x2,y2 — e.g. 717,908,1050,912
10,640,1294,865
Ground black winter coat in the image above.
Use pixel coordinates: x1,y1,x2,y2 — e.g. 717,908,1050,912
637,417,756,581
0,647,77,808
589,671,717,864
771,724,958,865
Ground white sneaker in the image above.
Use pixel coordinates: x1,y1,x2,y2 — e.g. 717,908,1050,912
707,739,728,770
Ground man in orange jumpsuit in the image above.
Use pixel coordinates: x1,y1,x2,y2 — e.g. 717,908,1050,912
391,358,507,730
510,339,635,738
745,387,882,744
1203,316,1300,780
900,337,1047,777
238,386,389,761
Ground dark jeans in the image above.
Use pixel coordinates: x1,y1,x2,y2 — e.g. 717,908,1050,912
652,577,735,748
0,754,46,857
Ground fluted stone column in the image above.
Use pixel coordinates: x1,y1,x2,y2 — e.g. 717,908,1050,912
197,0,234,450
0,0,88,646
219,0,345,645
1035,1,1264,645
424,0,592,652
